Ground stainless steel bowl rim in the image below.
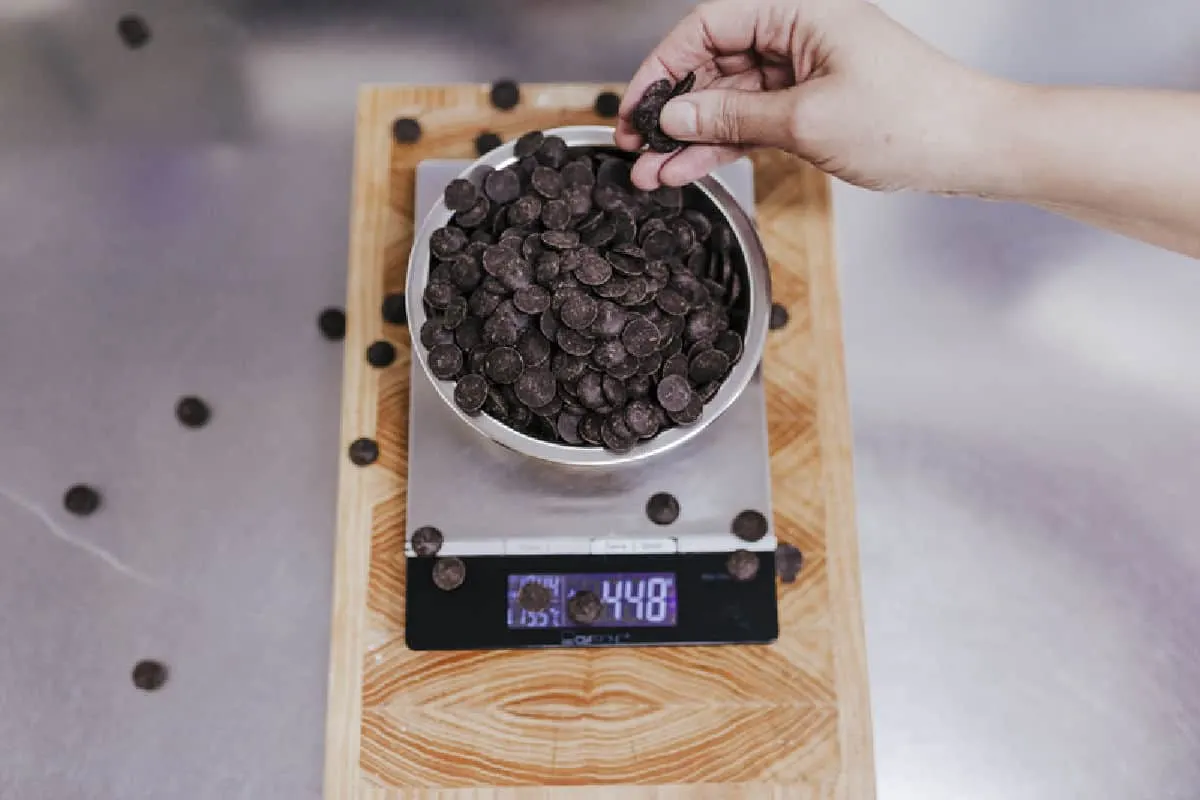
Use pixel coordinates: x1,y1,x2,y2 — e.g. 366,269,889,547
406,125,770,468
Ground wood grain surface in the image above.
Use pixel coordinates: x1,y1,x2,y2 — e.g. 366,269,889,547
326,84,874,799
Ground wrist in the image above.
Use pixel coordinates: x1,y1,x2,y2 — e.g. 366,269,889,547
935,75,1035,199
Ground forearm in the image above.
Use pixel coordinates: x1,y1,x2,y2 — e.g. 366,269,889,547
963,83,1200,257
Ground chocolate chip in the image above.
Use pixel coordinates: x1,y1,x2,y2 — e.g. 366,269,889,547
531,166,563,199
727,550,760,581
132,660,167,691
575,251,612,285
540,230,580,250
689,349,730,383
601,413,637,453
626,399,660,439
714,330,744,363
513,285,551,315
392,117,422,144
645,491,679,524
560,293,598,330
567,589,603,623
578,414,604,445
63,484,101,516
453,374,489,415
424,281,455,310
367,340,397,368
594,90,621,118
667,394,703,426
348,438,379,466
381,293,408,325
541,199,571,230
732,510,769,542
514,130,544,158
455,196,490,228
515,368,557,408
175,396,211,429
432,557,467,591
411,526,444,557
318,307,346,340
620,316,661,358
485,346,524,384
770,302,790,330
518,580,552,612
777,544,804,583
489,79,520,110
656,374,692,413
484,168,521,204
593,339,629,372
556,413,584,444
474,131,502,156
428,343,463,379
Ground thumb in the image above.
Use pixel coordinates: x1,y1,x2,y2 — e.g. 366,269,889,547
658,88,799,149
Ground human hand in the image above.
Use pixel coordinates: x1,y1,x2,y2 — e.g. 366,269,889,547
615,0,1011,194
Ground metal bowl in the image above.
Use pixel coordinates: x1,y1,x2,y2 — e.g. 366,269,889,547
407,125,770,468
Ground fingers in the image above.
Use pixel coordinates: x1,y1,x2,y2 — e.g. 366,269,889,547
629,150,676,190
657,87,800,149
659,144,748,187
630,144,746,191
616,0,764,149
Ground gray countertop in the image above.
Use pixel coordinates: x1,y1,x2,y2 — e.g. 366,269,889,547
1,1,1198,798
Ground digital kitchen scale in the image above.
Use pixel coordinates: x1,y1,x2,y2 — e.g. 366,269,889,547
405,158,777,650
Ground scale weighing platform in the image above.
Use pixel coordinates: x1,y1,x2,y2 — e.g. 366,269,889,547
405,157,777,651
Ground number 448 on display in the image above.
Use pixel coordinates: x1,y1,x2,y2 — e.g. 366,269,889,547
600,577,671,624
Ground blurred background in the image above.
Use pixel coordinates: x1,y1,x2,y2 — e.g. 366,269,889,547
1,1,1198,798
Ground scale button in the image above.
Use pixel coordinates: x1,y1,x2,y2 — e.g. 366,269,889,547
591,539,636,555
506,540,551,555
635,539,678,554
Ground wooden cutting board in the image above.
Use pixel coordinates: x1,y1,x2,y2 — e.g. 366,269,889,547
325,83,874,799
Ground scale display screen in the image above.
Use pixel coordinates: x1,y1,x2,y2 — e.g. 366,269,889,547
507,572,678,629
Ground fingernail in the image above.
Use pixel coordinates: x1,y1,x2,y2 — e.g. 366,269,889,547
659,99,698,137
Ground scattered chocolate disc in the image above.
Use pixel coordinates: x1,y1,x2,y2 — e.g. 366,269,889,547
453,374,488,415
411,526,444,557
367,340,397,368
347,437,379,466
63,484,101,516
131,659,167,691
645,491,679,525
117,15,151,49
777,544,804,583
318,307,346,340
474,131,502,156
731,509,769,542
727,549,760,582
770,302,790,330
392,117,421,144
428,343,464,379
381,293,407,325
594,90,621,118
567,589,603,624
432,557,467,591
489,79,521,110
175,396,211,429
518,580,552,612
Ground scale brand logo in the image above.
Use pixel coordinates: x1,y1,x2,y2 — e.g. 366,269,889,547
561,632,633,647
